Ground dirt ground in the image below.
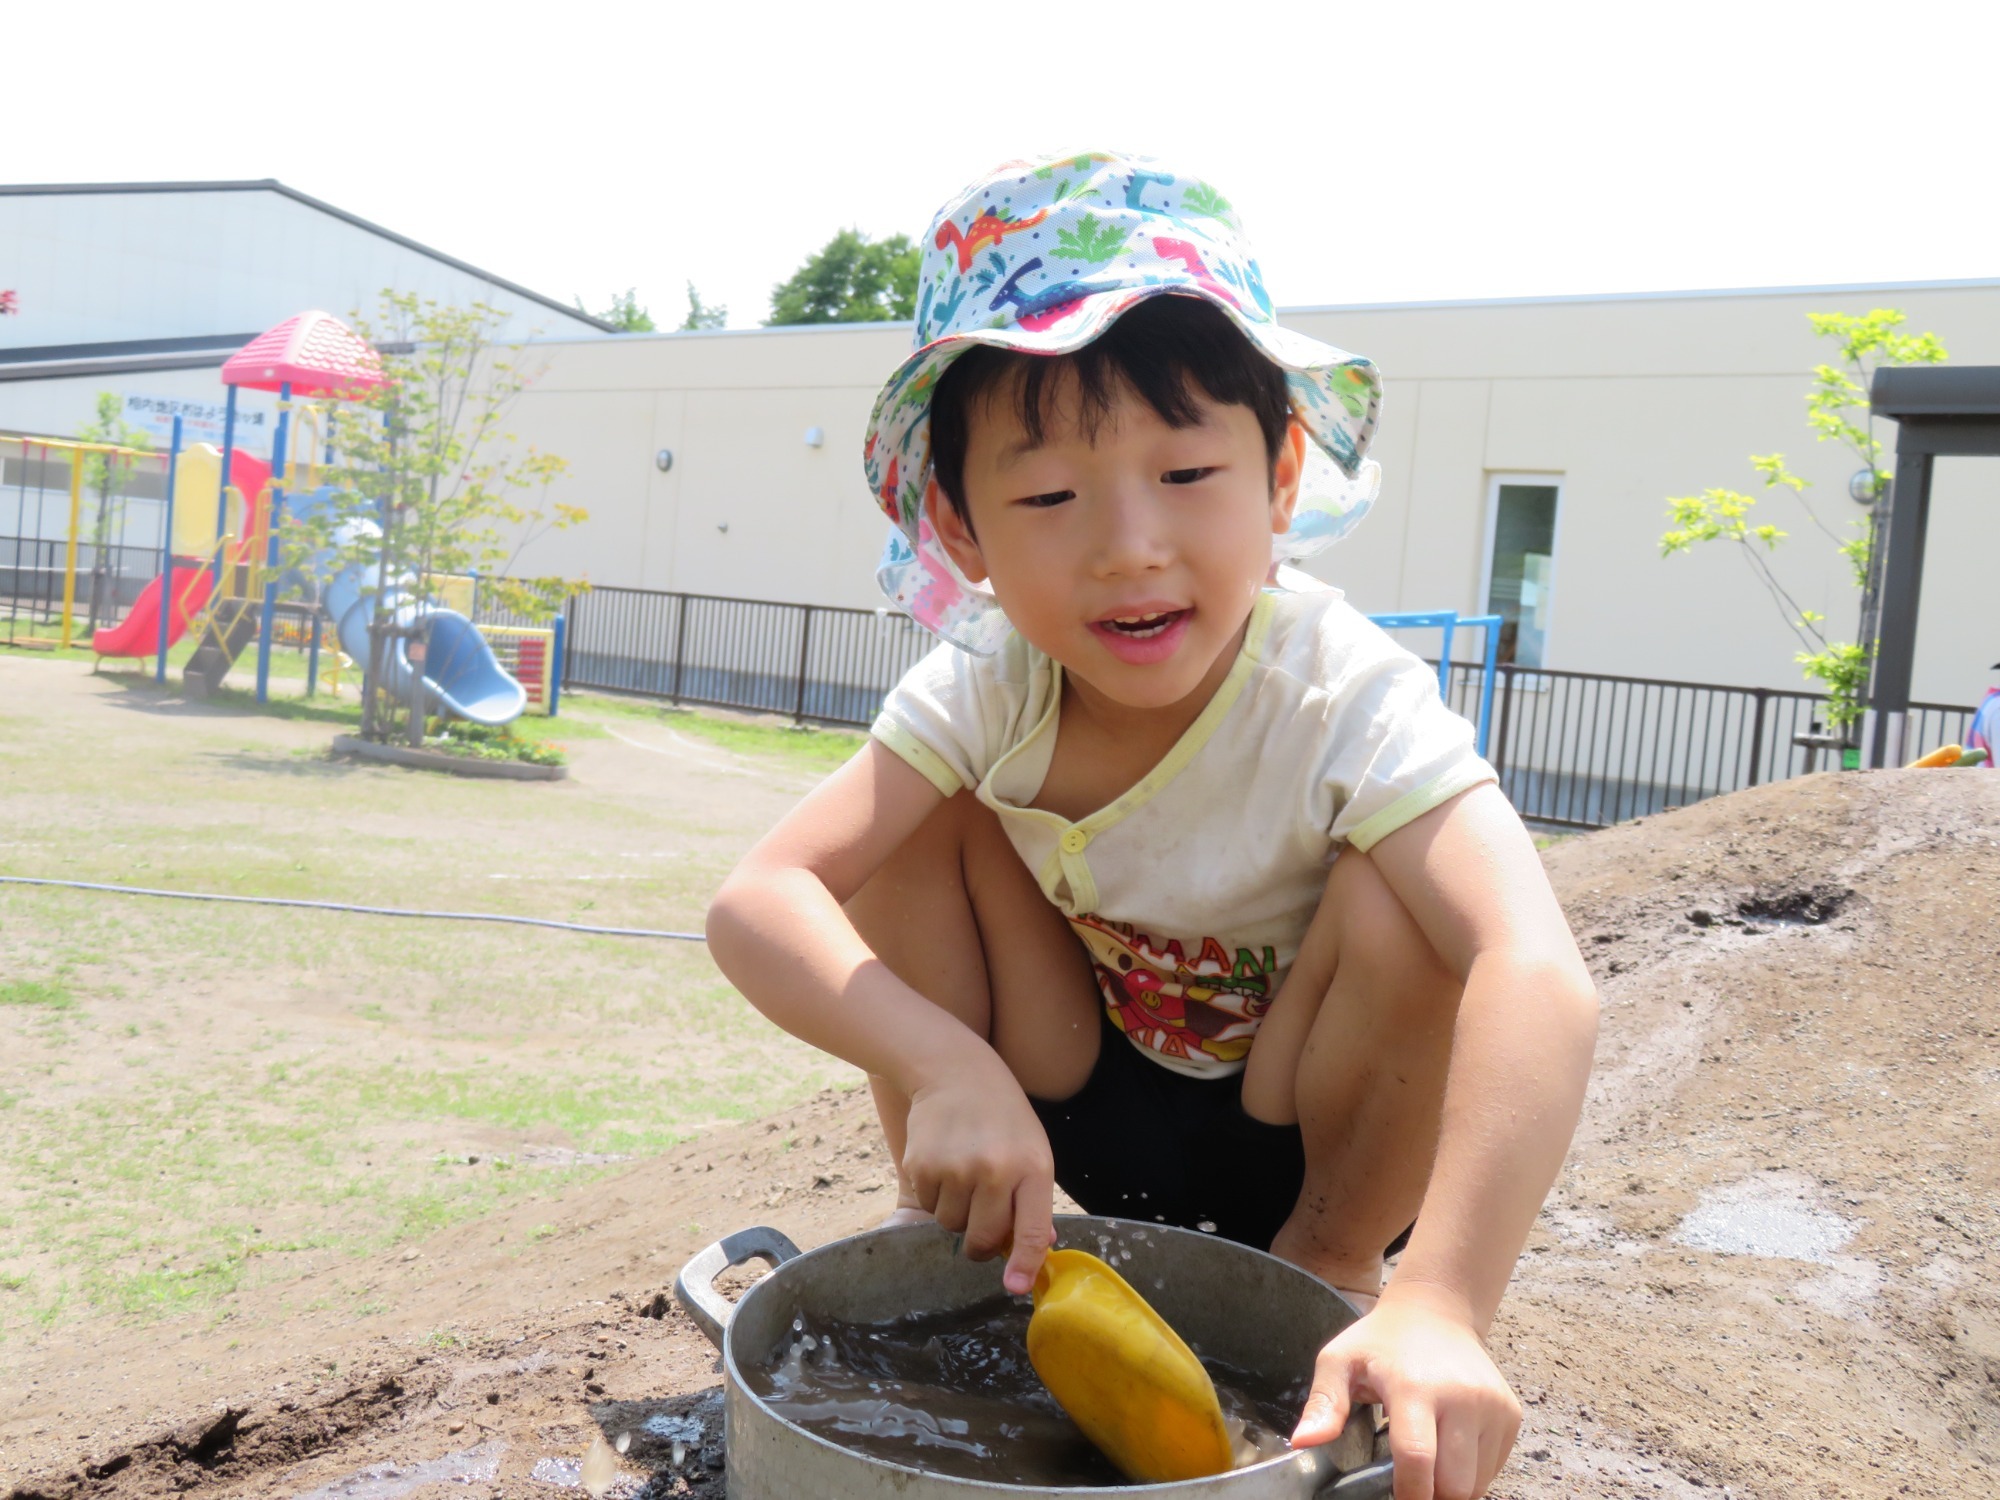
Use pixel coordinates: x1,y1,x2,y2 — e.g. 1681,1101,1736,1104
4,661,1996,1498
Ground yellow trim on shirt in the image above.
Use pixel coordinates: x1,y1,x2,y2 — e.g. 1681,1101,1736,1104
1066,593,1277,834
870,719,965,798
1346,761,1498,852
1009,595,1277,912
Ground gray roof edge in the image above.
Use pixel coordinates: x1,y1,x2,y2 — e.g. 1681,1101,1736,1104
0,348,235,384
0,333,256,365
0,179,618,335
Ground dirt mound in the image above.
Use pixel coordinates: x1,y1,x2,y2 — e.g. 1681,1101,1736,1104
6,771,1996,1500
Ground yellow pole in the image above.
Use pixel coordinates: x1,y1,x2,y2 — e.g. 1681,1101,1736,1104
60,445,83,650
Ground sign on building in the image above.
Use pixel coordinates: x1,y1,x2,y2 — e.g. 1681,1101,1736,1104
121,394,269,450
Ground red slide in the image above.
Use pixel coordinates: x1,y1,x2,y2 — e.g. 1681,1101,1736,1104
92,449,272,660
91,562,219,658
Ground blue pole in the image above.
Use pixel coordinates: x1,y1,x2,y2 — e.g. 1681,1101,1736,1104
156,416,183,683
1475,614,1501,758
255,382,292,704
306,611,322,696
549,614,565,717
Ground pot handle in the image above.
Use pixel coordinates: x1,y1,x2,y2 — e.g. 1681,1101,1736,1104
1291,1431,1395,1500
1320,1460,1394,1499
674,1225,802,1351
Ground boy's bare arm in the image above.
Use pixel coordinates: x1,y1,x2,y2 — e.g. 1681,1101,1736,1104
705,740,1057,1290
1366,782,1598,1331
1293,783,1595,1499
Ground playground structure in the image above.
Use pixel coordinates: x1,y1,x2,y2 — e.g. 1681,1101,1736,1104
64,310,560,726
88,442,271,665
2,434,180,651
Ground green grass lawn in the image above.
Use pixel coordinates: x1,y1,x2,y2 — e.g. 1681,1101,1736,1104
571,689,865,772
0,651,849,1338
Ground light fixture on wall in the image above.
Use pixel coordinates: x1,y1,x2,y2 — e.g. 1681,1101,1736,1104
803,427,825,448
656,449,675,473
1848,468,1880,505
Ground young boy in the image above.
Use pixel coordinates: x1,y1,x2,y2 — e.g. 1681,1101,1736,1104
706,153,1598,1500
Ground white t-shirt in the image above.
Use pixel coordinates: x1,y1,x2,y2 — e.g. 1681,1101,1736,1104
871,591,1497,1079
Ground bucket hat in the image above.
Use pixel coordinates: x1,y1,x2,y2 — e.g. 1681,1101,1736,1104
863,151,1383,655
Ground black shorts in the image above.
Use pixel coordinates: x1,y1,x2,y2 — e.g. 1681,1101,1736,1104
1029,1010,1413,1259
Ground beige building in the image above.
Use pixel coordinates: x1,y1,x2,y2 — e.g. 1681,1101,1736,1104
497,278,2000,707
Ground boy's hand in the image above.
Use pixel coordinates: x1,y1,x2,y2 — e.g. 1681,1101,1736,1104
1292,1282,1522,1500
901,1053,1056,1296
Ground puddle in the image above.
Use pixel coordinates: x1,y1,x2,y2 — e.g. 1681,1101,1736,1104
295,1440,504,1500
591,1389,725,1475
531,1457,583,1488
641,1413,705,1444
1674,1174,1856,1264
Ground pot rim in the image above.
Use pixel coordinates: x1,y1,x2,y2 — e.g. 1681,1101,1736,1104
717,1214,1357,1494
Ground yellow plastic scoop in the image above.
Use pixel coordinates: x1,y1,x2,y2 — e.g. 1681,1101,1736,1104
1027,1248,1233,1483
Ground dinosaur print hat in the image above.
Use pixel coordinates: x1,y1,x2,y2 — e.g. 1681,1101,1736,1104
863,150,1383,655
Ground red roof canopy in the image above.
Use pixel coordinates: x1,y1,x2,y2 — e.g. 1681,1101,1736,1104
221,310,389,396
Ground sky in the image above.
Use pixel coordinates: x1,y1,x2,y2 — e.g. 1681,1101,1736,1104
8,2,1996,331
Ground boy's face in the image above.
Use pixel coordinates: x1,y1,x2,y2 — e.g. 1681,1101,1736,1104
929,370,1304,713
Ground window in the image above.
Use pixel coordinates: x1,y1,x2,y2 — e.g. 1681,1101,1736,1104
1483,476,1561,668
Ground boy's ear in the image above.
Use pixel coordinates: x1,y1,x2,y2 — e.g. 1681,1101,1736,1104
1268,418,1307,536
925,478,990,585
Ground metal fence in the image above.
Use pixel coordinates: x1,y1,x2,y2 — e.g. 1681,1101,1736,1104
0,533,162,637
493,583,1979,832
1444,661,1975,830
551,586,934,727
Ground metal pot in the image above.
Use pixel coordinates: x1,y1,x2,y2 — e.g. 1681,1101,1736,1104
675,1216,1393,1498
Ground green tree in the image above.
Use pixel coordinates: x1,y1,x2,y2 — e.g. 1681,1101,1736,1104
577,288,656,332
681,281,727,331
302,293,587,744
76,392,152,631
766,229,919,326
1660,310,1947,731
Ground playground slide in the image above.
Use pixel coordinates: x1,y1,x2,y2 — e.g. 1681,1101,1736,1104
90,561,217,658
94,445,274,662
322,546,525,725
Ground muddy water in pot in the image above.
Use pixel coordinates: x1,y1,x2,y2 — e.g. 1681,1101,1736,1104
743,1294,1305,1488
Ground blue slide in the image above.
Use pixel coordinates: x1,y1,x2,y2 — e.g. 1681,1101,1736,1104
313,502,526,726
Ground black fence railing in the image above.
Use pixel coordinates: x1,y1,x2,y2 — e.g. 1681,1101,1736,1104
0,534,164,636
499,584,1978,832
1446,662,1974,830
537,586,935,728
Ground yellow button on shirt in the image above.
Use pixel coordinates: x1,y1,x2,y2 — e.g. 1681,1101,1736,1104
1059,828,1089,853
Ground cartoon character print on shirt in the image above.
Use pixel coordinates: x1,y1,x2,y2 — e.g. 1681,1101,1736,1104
1071,914,1279,1067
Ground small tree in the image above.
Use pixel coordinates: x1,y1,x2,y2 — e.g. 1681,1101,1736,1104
766,229,918,325
681,281,727,331
1660,310,1947,732
76,392,152,630
302,293,587,745
578,288,656,332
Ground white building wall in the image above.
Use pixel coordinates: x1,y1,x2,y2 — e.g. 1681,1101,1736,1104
495,281,1999,707
4,268,1991,709
0,186,602,349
